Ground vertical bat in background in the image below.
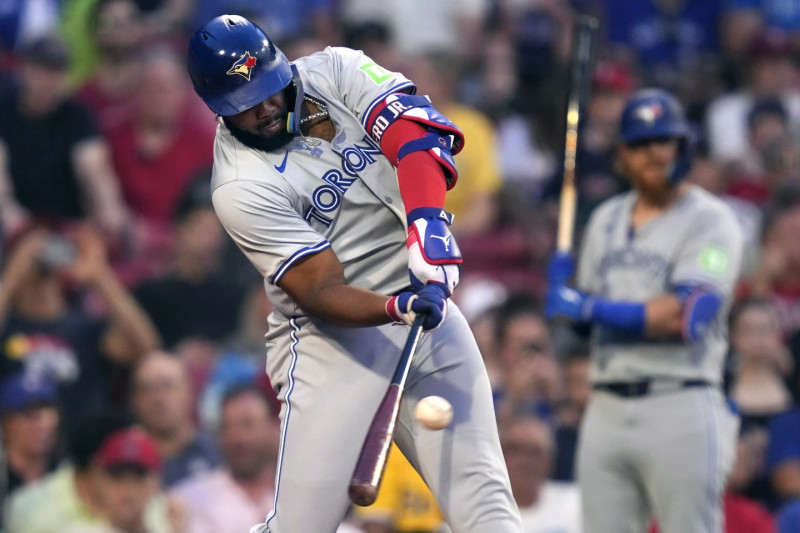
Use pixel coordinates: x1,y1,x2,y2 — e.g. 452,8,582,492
557,15,599,253
349,314,426,507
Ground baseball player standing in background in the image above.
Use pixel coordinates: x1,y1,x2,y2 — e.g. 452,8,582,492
187,15,523,533
545,88,744,533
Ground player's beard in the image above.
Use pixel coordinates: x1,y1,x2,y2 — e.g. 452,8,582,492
223,116,296,152
222,85,298,153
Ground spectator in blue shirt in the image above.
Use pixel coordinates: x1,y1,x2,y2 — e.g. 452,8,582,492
603,0,724,89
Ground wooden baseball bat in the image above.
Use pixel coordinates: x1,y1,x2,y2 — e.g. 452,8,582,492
557,15,599,253
349,314,426,506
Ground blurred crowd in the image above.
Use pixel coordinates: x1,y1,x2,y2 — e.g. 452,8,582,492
1,0,800,532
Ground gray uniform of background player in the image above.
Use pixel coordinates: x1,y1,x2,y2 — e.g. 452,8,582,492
574,186,743,532
210,47,522,533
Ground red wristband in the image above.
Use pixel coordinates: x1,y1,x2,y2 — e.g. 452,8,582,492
386,296,401,322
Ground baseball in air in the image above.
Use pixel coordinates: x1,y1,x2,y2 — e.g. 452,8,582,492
414,396,453,430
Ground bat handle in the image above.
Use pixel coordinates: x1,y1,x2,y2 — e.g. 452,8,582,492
391,314,425,383
557,182,577,253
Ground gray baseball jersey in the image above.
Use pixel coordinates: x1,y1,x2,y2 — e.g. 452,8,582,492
212,48,413,317
577,186,744,384
574,185,743,533
210,47,522,533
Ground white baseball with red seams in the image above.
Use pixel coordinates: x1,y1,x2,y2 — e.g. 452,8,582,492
414,395,453,430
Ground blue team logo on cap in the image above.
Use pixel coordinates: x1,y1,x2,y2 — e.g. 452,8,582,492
634,102,664,126
227,51,257,81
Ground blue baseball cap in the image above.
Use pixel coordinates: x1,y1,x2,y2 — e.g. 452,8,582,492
0,373,57,413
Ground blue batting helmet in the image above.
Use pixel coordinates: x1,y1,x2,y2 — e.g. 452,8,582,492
619,88,693,183
187,15,295,117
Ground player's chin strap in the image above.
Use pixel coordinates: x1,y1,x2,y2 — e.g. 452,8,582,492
285,64,305,134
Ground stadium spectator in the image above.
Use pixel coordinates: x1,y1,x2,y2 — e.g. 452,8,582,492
0,372,60,502
133,180,246,349
104,47,215,230
725,97,791,205
75,0,146,133
131,351,220,488
746,183,800,339
494,79,560,201
0,225,160,423
338,0,486,61
726,422,775,521
729,298,792,429
762,134,800,196
748,98,789,176
4,411,173,533
602,0,724,91
492,294,560,425
500,415,582,533
176,382,359,531
171,384,279,533
552,351,591,483
193,283,276,431
0,35,130,239
451,277,508,385
404,52,502,236
76,427,173,533
721,0,800,60
706,30,800,167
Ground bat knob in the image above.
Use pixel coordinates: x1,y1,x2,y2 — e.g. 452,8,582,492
348,482,378,507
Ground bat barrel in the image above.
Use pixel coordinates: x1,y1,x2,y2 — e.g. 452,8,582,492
349,482,379,507
348,384,402,506
348,316,426,507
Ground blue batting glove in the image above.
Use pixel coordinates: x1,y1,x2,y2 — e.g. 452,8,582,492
545,283,594,322
547,251,575,286
386,283,449,330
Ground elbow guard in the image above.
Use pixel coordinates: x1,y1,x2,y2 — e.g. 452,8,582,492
366,93,464,189
676,285,723,342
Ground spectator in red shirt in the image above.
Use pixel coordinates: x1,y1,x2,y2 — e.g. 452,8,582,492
75,0,147,133
105,46,215,234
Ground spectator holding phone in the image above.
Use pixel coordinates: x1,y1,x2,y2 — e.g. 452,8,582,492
0,225,160,423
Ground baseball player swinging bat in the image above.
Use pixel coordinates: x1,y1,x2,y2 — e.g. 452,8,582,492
557,15,599,253
349,314,426,506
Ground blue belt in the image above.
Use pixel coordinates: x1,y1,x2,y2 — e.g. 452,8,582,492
592,379,711,398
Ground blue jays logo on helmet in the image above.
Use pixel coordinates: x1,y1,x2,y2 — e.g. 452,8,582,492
619,88,694,184
187,15,296,117
633,102,664,126
227,51,257,81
